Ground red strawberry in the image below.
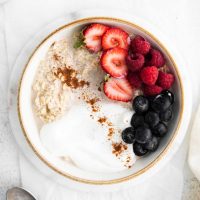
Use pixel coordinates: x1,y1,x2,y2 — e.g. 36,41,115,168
83,23,110,52
131,35,151,55
101,47,128,78
126,53,145,72
102,28,130,50
104,77,134,102
104,78,134,102
143,85,163,96
157,71,175,89
127,72,142,88
140,66,159,86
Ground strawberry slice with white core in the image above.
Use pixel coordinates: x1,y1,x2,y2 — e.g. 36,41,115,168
101,47,128,78
83,23,110,52
104,77,134,102
102,28,130,50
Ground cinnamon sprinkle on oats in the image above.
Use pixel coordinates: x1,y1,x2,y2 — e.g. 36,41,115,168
53,53,60,61
54,66,89,89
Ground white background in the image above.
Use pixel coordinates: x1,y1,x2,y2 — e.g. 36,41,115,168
1,0,200,199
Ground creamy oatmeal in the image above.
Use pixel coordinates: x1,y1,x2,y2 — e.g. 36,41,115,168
32,39,100,123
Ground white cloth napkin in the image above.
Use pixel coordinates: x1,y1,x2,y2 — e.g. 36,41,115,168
183,0,200,186
189,104,200,180
3,0,194,199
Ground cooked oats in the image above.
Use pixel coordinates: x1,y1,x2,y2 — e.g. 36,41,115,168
32,38,100,123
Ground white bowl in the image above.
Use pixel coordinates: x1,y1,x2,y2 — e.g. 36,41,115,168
16,16,190,187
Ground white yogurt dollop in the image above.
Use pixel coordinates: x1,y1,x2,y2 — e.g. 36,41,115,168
40,103,136,173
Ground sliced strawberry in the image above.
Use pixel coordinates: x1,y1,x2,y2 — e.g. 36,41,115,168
104,77,134,102
101,47,128,78
102,28,130,50
83,23,110,52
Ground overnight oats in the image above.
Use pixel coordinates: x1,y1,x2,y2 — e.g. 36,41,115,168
32,23,175,173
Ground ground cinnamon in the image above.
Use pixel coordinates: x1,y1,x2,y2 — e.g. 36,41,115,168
54,66,89,89
112,142,127,157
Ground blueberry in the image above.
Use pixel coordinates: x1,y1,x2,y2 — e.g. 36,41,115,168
147,95,156,103
122,127,135,144
160,107,173,122
153,122,167,137
145,111,159,128
131,113,144,128
143,123,150,128
133,142,148,156
133,96,149,114
135,126,152,144
151,94,171,112
143,136,159,152
162,90,174,104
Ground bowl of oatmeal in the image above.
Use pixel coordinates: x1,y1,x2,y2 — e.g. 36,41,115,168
18,17,188,185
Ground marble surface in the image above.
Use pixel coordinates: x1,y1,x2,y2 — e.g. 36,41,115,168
0,5,20,199
1,0,200,199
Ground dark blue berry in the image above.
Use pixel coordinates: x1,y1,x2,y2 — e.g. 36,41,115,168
122,127,135,144
143,136,159,152
135,126,152,144
162,90,174,104
143,123,150,128
145,111,159,128
133,142,148,156
133,96,149,114
151,94,171,112
153,122,167,137
160,107,173,122
131,113,144,128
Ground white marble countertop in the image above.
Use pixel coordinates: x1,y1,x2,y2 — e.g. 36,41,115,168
1,0,200,199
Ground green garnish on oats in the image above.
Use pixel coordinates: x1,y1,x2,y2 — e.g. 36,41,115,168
73,31,85,49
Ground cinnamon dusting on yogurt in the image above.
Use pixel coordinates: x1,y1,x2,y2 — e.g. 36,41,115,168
112,142,128,157
82,94,100,113
108,128,114,140
124,155,132,168
86,97,100,112
97,116,107,124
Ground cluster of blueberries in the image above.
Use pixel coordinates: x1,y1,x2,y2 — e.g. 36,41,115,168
122,90,174,156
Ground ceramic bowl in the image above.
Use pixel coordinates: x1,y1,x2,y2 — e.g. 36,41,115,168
18,17,187,185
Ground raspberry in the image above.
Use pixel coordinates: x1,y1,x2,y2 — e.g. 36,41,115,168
126,53,145,72
143,85,163,96
140,66,159,86
145,49,165,67
131,36,151,55
157,71,175,89
127,72,142,88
